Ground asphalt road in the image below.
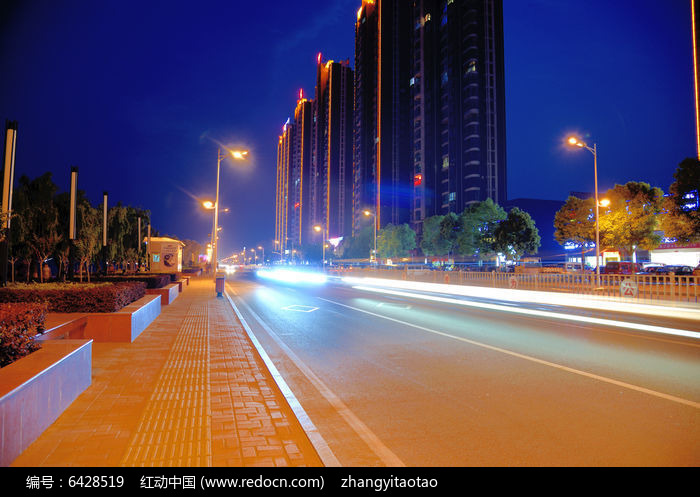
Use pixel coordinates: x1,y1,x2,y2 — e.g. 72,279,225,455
224,270,700,467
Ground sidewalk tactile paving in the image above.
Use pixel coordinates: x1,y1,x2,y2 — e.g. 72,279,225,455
10,278,323,468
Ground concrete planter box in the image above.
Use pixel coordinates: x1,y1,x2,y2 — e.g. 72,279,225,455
146,283,179,305
41,294,161,343
0,339,92,466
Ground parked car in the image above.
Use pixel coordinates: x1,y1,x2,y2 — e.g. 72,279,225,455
654,265,694,276
694,264,700,276
636,264,665,275
601,261,642,274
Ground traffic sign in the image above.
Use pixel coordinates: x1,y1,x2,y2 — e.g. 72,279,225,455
620,278,638,298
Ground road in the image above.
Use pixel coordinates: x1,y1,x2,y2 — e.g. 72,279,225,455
224,269,700,467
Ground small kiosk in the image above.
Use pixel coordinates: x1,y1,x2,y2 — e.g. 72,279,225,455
146,237,185,273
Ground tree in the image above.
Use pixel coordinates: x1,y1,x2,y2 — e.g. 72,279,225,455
659,158,700,243
338,225,373,259
599,181,664,259
13,173,61,282
73,199,101,282
493,207,541,261
377,223,416,259
420,215,446,256
456,198,507,259
554,196,596,266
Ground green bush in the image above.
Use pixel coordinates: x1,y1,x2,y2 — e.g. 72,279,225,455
94,274,171,289
0,302,47,367
0,282,146,313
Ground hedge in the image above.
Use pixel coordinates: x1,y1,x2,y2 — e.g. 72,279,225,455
0,282,146,313
0,302,47,367
94,274,171,289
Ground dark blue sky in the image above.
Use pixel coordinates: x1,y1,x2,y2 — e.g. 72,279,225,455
0,0,696,258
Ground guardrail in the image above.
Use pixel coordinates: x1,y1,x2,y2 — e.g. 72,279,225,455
332,268,700,305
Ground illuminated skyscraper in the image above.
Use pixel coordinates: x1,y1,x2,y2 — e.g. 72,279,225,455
354,0,413,234
693,0,699,158
275,92,314,258
354,0,507,236
275,119,293,257
312,55,354,241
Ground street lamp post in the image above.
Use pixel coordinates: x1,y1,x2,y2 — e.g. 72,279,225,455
568,136,602,285
257,245,264,265
212,147,247,282
363,210,377,263
313,225,326,269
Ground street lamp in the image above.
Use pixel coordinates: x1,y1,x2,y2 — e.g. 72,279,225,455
567,136,603,284
212,147,248,281
313,224,326,269
257,245,265,265
363,209,377,263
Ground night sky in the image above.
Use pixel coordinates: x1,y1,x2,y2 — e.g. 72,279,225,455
0,0,696,259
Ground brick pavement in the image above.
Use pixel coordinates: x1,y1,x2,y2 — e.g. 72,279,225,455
11,278,323,467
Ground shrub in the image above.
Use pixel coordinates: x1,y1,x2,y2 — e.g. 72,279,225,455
0,302,48,367
0,282,146,313
94,274,171,289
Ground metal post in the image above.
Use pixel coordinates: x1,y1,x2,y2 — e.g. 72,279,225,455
1,120,17,287
102,191,108,275
593,143,600,287
213,149,222,280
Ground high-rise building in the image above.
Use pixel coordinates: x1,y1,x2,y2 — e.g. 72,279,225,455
275,119,293,257
693,0,699,159
275,91,314,258
412,0,507,233
353,0,413,234
312,56,355,242
354,0,507,236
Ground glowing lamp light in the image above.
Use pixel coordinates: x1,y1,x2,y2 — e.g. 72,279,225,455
202,200,214,209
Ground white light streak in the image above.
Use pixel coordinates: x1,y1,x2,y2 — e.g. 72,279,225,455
350,285,700,341
341,277,700,322
257,268,327,285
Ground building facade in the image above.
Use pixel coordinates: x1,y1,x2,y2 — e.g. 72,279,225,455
410,0,507,234
354,0,414,234
312,56,355,242
354,0,507,236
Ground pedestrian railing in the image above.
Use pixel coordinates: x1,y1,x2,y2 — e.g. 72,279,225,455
332,267,700,305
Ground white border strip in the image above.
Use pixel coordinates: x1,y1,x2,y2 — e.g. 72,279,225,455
224,289,341,467
227,287,405,467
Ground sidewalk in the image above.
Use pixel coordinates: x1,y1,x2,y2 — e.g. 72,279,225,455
11,278,323,467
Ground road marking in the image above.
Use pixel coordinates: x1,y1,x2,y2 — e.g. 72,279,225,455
282,305,319,313
224,289,341,467
228,288,405,467
319,294,700,410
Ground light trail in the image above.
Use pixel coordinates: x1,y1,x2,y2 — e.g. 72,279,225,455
350,285,700,341
341,277,700,322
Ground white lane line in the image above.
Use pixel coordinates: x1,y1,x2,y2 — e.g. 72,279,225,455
223,289,340,467
282,305,319,313
319,295,700,410
229,289,405,467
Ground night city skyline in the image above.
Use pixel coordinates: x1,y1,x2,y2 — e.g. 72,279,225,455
0,0,696,259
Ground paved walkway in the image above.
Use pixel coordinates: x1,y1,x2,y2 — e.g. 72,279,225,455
12,278,323,467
